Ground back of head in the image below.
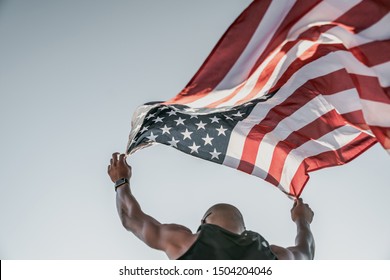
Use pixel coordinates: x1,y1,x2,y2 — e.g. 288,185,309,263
202,203,245,233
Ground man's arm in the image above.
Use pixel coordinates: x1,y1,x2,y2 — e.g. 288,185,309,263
270,198,315,260
108,153,196,259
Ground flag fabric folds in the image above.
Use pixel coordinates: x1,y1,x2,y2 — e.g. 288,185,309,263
126,0,390,197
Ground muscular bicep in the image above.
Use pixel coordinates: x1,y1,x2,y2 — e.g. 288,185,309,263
123,212,196,259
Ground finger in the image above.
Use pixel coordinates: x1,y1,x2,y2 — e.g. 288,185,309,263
112,152,120,165
119,154,126,163
292,200,297,208
107,165,111,172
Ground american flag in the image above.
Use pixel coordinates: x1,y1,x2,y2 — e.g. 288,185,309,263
127,0,389,197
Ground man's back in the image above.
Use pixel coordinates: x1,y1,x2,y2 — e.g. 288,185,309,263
177,224,277,260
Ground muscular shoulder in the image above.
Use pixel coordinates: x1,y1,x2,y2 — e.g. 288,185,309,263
160,223,198,260
270,245,294,260
270,244,312,260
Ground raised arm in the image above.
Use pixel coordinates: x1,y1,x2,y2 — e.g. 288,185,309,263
270,198,315,260
107,153,196,259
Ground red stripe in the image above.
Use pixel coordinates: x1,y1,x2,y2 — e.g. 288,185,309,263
265,109,349,188
350,40,390,67
375,0,390,10
237,83,319,174
334,0,389,33
306,68,354,95
370,126,390,150
289,132,377,197
166,0,272,104
350,74,390,104
341,110,369,130
386,86,390,95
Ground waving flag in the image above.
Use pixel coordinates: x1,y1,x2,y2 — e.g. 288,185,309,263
126,0,390,197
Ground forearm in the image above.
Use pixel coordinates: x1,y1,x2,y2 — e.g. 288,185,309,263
115,183,144,232
294,219,315,259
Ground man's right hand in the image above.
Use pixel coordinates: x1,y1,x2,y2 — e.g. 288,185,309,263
107,153,132,183
291,198,314,224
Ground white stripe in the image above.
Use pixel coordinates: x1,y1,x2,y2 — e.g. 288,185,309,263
287,0,362,40
331,51,390,87
372,62,390,87
323,88,362,114
253,95,335,178
358,13,390,42
279,125,363,192
361,99,390,127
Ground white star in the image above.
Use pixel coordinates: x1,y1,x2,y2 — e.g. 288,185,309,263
140,126,149,133
181,129,193,140
224,115,233,121
153,116,164,123
195,121,207,130
210,148,221,160
190,115,199,119
232,111,244,118
167,110,177,116
202,134,214,146
147,132,158,141
210,116,220,123
216,125,227,136
160,125,172,135
146,113,155,120
188,142,200,154
168,137,180,148
174,117,186,126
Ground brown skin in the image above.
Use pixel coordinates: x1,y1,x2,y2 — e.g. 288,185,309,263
108,153,315,260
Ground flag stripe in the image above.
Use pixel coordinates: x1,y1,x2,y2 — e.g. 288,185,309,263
333,0,389,33
350,74,390,104
351,40,390,67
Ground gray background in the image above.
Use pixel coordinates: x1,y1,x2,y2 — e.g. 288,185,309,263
0,0,389,259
